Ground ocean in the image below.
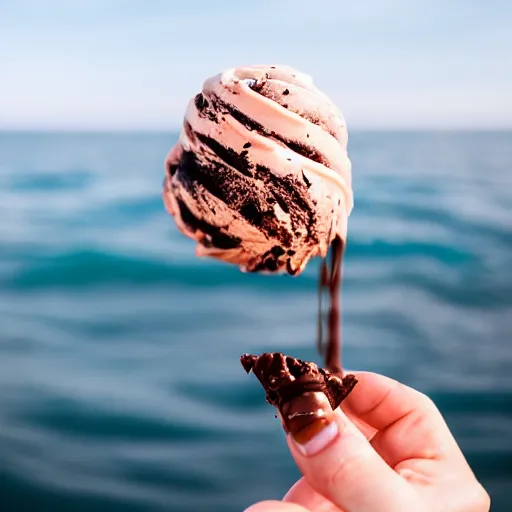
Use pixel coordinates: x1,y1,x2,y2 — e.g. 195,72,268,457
0,131,511,511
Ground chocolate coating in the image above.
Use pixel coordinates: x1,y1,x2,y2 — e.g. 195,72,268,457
241,352,357,435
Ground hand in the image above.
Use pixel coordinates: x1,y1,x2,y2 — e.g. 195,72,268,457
245,371,490,512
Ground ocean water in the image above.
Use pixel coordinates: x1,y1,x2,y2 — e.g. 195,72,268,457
0,131,511,511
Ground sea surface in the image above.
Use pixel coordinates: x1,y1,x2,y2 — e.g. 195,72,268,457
0,131,511,511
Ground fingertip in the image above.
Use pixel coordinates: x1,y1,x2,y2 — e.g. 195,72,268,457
341,372,406,425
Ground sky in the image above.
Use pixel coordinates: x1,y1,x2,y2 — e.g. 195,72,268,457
1,0,511,130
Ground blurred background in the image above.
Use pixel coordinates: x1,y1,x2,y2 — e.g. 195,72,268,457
1,1,511,511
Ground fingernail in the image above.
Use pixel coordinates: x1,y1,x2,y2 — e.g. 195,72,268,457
290,418,339,456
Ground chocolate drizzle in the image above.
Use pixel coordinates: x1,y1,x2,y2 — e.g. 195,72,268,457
318,237,344,374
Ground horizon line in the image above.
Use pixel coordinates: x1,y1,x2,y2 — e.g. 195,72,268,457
2,126,512,134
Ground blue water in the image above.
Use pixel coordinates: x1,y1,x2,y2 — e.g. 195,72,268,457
0,131,511,511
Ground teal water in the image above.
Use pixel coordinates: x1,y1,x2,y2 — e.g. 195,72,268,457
0,131,511,511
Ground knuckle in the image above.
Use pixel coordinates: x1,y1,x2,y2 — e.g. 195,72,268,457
409,389,444,421
416,391,438,413
327,446,373,490
472,483,491,512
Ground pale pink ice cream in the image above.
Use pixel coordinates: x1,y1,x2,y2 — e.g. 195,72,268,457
163,64,353,275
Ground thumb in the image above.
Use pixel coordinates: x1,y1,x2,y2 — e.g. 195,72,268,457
286,408,427,512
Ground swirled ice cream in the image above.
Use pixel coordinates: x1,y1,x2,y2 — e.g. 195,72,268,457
163,64,353,276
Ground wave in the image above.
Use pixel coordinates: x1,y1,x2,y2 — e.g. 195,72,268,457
2,233,492,287
3,237,510,312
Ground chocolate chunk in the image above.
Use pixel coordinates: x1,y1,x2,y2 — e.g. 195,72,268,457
270,245,285,257
240,352,357,437
194,93,208,111
245,78,265,92
301,170,311,188
264,258,278,271
167,163,178,177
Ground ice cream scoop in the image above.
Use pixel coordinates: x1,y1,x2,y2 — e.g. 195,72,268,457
163,64,352,276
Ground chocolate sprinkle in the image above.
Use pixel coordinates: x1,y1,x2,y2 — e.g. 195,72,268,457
194,93,208,111
301,170,311,188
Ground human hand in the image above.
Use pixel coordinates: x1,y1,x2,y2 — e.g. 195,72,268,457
245,371,490,512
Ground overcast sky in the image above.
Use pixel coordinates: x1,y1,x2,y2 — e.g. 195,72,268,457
1,0,511,130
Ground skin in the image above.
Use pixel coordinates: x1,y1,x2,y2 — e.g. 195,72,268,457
244,372,491,512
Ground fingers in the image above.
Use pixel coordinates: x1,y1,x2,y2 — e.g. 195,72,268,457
244,500,310,512
285,408,427,512
342,372,460,467
341,371,448,435
343,413,377,441
369,402,454,468
341,371,429,430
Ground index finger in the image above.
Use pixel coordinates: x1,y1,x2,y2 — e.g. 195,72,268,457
342,371,460,467
341,371,442,431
